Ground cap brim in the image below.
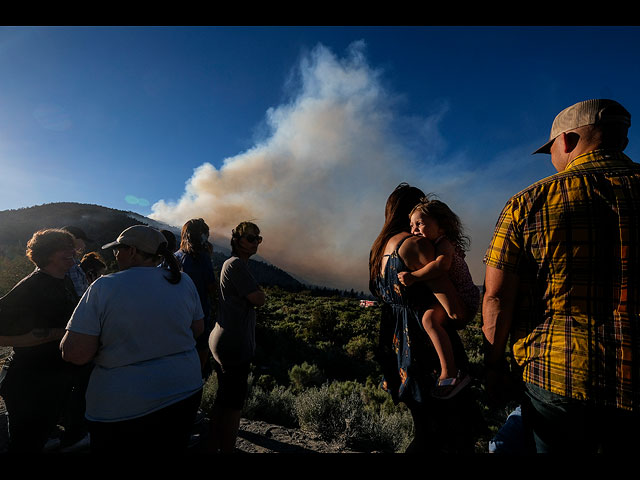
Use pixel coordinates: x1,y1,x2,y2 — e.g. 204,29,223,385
532,139,553,155
101,240,122,250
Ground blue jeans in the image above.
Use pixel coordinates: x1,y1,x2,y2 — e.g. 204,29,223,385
523,383,640,453
489,405,536,454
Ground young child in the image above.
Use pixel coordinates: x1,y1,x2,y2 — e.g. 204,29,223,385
398,196,479,399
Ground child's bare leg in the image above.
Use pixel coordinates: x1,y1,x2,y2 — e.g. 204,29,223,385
426,275,466,327
422,305,457,380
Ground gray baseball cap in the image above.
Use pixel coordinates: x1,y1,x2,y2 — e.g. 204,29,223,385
533,99,631,154
102,225,167,255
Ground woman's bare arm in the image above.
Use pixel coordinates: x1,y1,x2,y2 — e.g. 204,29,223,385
0,328,66,348
60,330,99,365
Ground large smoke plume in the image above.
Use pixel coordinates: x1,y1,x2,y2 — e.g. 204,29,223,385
150,41,531,292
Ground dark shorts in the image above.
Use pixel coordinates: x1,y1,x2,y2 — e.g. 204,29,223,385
88,389,202,453
196,314,214,351
213,360,250,410
0,366,74,453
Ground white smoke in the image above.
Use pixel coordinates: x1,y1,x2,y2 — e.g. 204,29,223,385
150,41,540,292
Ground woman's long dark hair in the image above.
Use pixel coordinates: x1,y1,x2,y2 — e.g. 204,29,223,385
180,218,211,258
158,243,181,284
369,183,426,297
137,242,182,284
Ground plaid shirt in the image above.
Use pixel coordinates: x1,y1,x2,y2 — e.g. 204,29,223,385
484,150,640,410
67,262,89,297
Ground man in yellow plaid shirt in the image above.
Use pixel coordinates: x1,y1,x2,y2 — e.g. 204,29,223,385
482,99,639,453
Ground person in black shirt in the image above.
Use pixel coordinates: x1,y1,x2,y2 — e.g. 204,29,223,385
0,229,81,452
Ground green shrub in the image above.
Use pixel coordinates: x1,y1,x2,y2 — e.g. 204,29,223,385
199,373,218,414
293,382,413,452
255,373,277,392
288,362,325,393
303,306,337,342
293,384,348,442
243,384,298,428
344,335,375,361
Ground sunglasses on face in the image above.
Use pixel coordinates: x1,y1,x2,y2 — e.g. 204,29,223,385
112,244,131,256
243,234,262,244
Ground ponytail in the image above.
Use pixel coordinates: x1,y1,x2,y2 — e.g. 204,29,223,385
157,243,181,284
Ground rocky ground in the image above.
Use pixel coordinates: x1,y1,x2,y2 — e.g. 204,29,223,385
0,410,360,455
214,418,360,454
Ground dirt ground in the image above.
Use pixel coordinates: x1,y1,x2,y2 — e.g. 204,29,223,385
225,418,359,454
0,412,359,455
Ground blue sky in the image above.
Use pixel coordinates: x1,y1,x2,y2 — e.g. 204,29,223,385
1,26,639,290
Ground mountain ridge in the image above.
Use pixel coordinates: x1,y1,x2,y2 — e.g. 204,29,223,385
0,201,303,291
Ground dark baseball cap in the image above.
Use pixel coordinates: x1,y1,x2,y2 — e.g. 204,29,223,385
62,225,93,242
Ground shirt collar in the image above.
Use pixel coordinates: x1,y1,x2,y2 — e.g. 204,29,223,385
566,149,630,170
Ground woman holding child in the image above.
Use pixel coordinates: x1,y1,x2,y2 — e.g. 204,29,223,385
369,183,480,453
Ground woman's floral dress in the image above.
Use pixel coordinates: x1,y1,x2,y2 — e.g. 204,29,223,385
374,235,469,406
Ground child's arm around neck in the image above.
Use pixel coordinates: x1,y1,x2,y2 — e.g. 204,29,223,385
398,236,454,286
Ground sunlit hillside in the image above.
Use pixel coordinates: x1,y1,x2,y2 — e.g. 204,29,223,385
0,202,308,296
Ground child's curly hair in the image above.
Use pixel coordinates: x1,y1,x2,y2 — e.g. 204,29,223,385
409,194,471,252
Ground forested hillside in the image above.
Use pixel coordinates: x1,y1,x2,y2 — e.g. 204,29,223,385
0,202,305,296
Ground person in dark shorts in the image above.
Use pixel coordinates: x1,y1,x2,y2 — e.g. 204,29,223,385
207,221,266,453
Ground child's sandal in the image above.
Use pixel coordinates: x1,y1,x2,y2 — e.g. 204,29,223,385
432,371,471,400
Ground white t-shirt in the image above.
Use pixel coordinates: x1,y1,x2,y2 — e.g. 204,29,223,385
67,266,204,422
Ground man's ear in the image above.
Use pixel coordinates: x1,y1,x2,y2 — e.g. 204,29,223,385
563,131,581,152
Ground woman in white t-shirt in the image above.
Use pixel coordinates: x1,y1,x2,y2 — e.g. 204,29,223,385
61,225,204,453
